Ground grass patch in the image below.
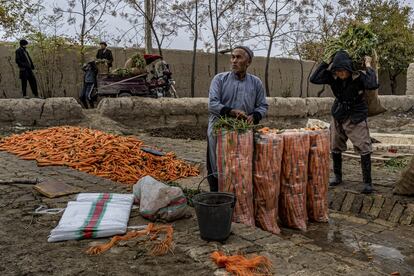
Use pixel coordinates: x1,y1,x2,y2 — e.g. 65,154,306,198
384,157,410,172
167,182,201,207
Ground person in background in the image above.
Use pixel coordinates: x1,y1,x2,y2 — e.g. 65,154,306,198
15,39,39,98
80,61,98,109
206,46,269,191
310,50,378,194
96,42,114,70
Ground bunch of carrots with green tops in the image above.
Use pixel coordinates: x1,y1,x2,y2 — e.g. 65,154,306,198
214,116,253,133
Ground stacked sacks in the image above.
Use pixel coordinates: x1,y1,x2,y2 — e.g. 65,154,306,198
279,130,310,231
253,128,284,234
307,129,330,222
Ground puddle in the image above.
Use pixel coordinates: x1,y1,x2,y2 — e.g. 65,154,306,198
298,221,413,274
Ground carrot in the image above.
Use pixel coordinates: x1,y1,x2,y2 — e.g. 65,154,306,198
0,126,199,185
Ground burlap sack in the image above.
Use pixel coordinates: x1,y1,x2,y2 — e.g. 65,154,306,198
364,51,387,116
124,58,133,69
393,157,414,196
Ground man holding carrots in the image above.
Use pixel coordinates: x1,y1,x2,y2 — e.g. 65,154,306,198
207,46,269,191
310,50,378,194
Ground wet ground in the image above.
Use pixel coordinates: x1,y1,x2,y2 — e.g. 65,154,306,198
0,112,413,275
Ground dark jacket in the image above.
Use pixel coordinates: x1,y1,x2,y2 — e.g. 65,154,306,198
82,62,98,87
96,48,113,67
310,51,379,124
15,47,35,79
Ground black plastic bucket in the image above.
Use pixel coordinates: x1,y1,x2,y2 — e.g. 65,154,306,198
192,192,236,242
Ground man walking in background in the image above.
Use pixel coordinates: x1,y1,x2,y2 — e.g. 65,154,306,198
96,42,114,70
207,46,268,191
15,39,38,98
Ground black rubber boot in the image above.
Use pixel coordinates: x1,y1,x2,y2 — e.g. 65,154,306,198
361,154,373,194
329,152,342,186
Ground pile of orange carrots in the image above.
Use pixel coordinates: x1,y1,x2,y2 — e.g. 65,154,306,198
0,126,199,185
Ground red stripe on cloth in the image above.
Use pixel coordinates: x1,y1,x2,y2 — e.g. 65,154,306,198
82,193,111,239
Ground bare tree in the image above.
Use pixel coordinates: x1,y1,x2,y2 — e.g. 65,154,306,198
126,0,177,56
248,0,311,96
170,0,206,97
54,0,116,63
205,0,242,75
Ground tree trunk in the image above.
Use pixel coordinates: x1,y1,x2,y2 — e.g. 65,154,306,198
264,37,273,97
390,74,397,95
145,0,153,54
191,0,198,98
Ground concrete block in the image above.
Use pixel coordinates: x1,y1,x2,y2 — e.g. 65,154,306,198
267,97,307,117
360,196,374,217
331,190,347,211
406,63,414,96
369,196,385,219
378,198,397,221
341,192,356,212
38,97,84,126
388,203,405,223
305,97,333,116
379,95,414,112
350,194,365,214
399,203,414,225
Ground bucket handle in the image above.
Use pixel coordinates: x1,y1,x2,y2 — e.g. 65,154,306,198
196,173,236,208
197,172,230,192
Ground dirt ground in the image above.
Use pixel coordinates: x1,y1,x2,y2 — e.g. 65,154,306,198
0,112,413,275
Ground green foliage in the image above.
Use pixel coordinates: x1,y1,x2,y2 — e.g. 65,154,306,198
385,157,410,172
323,24,378,69
111,68,133,77
131,54,146,69
167,182,200,207
356,0,414,85
25,32,72,98
213,117,253,134
0,0,39,35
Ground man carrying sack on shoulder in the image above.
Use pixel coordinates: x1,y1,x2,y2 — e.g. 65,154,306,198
206,46,268,192
310,50,379,194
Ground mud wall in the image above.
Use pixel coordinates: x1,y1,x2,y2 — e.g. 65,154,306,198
0,96,412,127
0,98,84,126
98,96,414,128
0,43,406,99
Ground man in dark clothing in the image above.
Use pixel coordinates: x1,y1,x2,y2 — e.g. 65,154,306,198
310,50,378,194
15,39,38,98
96,42,113,69
80,61,98,109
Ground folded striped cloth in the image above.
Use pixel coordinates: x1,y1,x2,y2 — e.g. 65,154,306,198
48,193,134,242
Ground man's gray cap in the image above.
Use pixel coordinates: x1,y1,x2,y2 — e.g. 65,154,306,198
234,45,254,61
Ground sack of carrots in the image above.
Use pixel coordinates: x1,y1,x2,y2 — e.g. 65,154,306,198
279,130,310,231
215,117,255,226
307,129,330,222
253,128,284,234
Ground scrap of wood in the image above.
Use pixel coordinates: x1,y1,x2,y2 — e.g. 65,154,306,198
342,152,391,161
0,178,38,185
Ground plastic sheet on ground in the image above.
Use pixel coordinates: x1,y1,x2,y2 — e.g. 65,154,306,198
217,129,254,226
279,131,310,231
253,131,284,234
307,129,330,222
48,193,134,242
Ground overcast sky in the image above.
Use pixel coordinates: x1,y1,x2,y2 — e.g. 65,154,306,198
9,0,414,57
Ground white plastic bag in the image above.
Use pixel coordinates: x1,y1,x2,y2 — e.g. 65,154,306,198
48,193,134,242
133,176,190,222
